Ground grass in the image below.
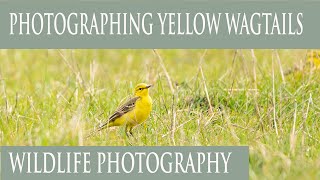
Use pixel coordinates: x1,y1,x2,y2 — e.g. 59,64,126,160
0,49,319,179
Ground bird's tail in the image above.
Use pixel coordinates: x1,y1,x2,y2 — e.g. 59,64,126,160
84,129,98,139
84,122,110,139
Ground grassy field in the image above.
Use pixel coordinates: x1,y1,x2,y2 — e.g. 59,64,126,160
0,49,319,179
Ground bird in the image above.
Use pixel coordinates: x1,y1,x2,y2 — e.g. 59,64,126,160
89,83,153,138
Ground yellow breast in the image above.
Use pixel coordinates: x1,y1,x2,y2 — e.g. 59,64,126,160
128,95,152,125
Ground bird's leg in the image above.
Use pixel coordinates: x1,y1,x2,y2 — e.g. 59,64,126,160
125,125,134,146
129,127,134,137
126,131,131,138
125,125,133,138
125,125,131,138
129,126,140,143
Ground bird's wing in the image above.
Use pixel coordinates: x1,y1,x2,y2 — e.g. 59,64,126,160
97,96,140,131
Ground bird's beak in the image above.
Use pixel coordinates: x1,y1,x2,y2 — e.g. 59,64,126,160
146,84,153,89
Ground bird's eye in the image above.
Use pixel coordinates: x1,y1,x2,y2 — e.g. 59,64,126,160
139,88,142,90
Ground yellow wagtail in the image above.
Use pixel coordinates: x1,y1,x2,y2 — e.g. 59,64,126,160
95,83,153,137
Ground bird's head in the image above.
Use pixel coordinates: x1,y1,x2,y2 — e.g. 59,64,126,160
134,83,152,97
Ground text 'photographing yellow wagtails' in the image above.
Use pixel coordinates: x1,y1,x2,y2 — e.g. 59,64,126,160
88,83,153,138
